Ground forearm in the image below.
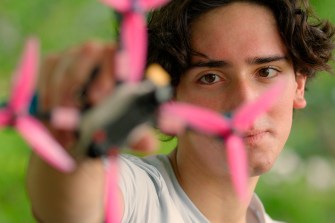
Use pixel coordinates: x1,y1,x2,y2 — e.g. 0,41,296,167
27,153,105,223
26,42,125,223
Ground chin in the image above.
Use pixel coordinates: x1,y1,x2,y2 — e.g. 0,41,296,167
247,137,284,176
248,155,278,176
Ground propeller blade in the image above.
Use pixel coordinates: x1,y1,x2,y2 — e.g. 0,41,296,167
9,38,39,113
0,108,11,126
115,50,130,82
232,81,285,132
161,102,231,135
122,13,147,83
50,107,80,130
16,115,75,172
99,0,130,12
105,155,121,223
158,109,186,135
226,135,248,201
139,0,170,10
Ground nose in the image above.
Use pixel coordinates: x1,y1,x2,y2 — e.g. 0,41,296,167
226,78,259,112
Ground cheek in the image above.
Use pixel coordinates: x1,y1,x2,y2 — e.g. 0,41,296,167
269,84,296,151
269,101,293,152
176,80,202,102
269,77,297,136
175,83,227,112
249,88,296,175
273,85,295,129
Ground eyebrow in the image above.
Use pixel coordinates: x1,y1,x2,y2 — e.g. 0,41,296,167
190,60,229,68
189,55,288,68
247,55,288,65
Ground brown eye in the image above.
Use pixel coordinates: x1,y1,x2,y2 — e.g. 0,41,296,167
258,67,279,78
199,73,221,84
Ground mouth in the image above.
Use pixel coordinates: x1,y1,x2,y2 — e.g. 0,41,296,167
242,130,270,145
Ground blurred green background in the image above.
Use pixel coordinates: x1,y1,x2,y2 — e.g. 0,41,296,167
0,0,335,222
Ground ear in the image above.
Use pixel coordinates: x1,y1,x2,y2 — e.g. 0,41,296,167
293,74,307,109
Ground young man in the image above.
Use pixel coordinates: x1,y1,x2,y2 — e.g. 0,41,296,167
27,0,334,222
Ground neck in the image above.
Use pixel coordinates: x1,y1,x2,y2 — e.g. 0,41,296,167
169,149,259,223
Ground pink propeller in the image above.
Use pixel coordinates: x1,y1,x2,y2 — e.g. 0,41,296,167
159,81,285,201
0,38,75,172
101,0,170,83
97,1,172,222
105,153,121,223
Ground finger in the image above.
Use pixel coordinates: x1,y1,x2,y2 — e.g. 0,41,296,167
83,44,117,107
51,41,108,109
55,42,119,150
37,42,102,149
38,53,61,113
127,125,159,153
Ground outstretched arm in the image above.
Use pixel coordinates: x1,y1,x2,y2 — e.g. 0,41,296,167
26,41,121,223
27,154,107,223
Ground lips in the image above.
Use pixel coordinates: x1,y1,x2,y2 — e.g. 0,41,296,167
242,129,269,145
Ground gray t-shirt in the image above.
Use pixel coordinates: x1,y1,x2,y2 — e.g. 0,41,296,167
119,154,284,223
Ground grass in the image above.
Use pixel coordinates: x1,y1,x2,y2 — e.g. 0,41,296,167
0,130,35,222
256,159,335,223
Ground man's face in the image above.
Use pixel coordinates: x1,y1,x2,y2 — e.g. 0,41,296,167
175,2,307,176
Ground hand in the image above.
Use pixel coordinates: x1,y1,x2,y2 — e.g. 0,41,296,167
37,41,117,151
37,40,159,157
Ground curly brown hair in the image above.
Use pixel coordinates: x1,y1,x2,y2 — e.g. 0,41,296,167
147,0,335,86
